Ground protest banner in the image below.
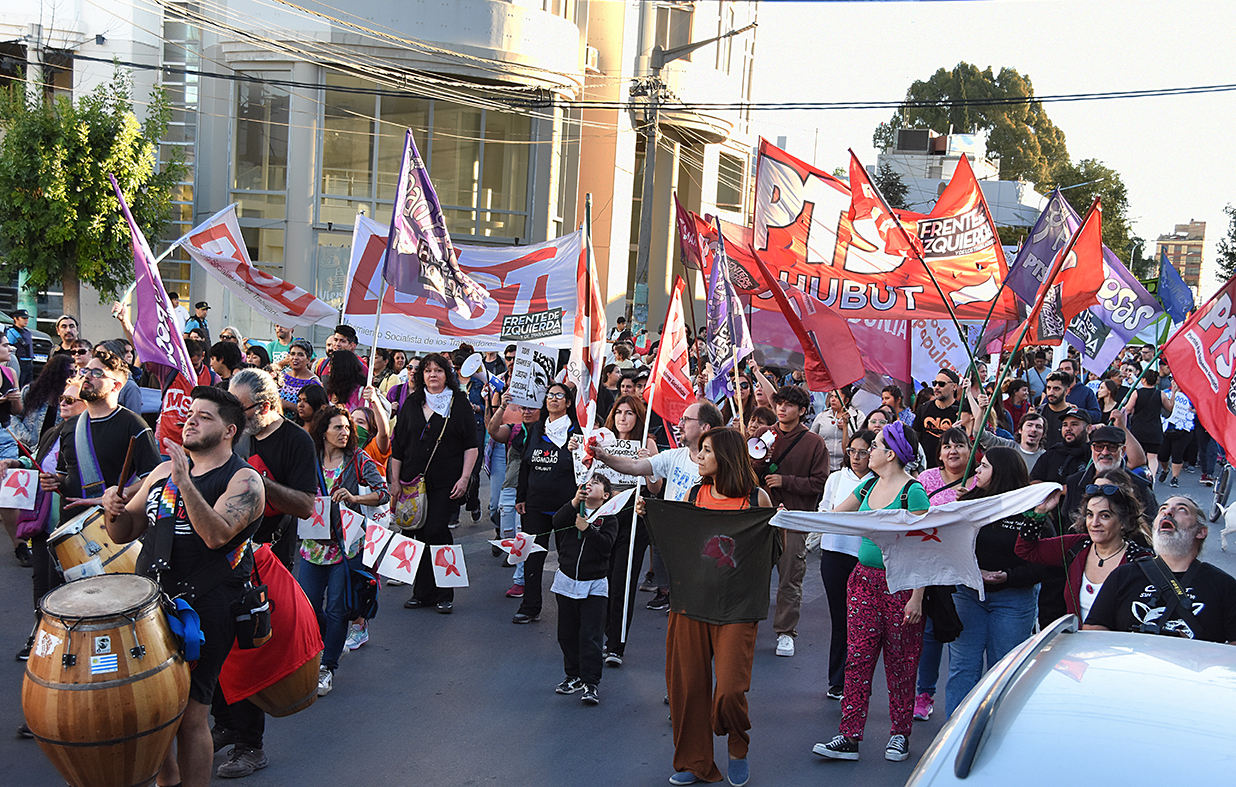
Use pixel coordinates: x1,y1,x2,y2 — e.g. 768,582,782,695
508,342,559,408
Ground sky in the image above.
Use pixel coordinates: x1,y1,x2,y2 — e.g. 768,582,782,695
751,0,1236,298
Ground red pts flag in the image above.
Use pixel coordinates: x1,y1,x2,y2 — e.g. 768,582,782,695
1026,198,1105,344
569,213,607,429
674,193,708,272
645,277,695,427
1163,275,1236,458
847,150,923,258
752,254,865,392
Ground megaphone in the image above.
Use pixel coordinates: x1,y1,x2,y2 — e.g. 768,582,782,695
747,429,776,460
461,352,506,392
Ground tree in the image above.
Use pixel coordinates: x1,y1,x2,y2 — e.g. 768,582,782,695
881,62,1070,185
0,70,184,315
874,162,910,211
1049,158,1136,266
1218,204,1236,281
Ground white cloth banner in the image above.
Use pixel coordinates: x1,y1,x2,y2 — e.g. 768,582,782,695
772,484,1060,598
910,319,973,383
179,205,338,328
342,215,582,353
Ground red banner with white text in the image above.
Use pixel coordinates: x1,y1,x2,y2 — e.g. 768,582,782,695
1162,276,1236,459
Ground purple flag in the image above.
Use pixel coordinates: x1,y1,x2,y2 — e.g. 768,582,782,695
109,175,196,383
704,219,754,402
384,129,489,317
1004,189,1161,371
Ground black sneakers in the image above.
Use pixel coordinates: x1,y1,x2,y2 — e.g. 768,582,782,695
556,676,584,694
885,734,910,762
581,684,600,705
647,589,670,610
813,735,860,760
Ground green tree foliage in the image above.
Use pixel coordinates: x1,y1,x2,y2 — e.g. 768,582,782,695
874,162,910,211
1217,204,1236,281
0,70,184,311
1048,158,1135,266
882,62,1070,185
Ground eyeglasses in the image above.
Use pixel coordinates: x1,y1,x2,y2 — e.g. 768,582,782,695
242,401,262,412
58,396,80,406
846,448,870,458
545,392,566,401
79,368,113,380
932,380,950,387
679,415,699,424
1091,443,1121,454
70,349,90,356
221,334,237,341
1085,484,1121,497
738,382,751,390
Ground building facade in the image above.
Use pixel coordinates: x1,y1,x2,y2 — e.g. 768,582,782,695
1156,220,1205,290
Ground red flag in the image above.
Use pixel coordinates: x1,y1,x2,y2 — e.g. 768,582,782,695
644,277,694,427
569,207,607,429
674,193,707,272
847,150,923,258
1162,275,1236,458
1025,198,1105,344
751,254,865,392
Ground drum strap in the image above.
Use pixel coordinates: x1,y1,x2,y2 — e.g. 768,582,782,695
73,414,107,499
142,479,254,602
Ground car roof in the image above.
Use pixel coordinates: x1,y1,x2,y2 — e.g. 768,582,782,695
908,625,1236,786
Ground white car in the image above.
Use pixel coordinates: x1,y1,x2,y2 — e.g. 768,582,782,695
906,616,1236,786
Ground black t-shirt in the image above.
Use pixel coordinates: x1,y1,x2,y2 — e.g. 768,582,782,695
242,420,319,542
1085,560,1236,643
1040,404,1074,448
391,392,478,491
914,400,958,467
58,406,161,503
1030,440,1089,486
516,420,581,516
0,366,14,426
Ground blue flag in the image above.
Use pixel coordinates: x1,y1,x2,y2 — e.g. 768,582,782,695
704,219,754,402
1158,250,1195,324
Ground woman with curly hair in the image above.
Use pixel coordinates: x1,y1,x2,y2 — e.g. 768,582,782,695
12,354,76,447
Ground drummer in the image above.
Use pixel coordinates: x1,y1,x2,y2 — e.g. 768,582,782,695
46,350,160,519
102,386,265,787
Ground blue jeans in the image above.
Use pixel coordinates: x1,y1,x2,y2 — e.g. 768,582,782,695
916,617,944,697
298,559,349,671
499,487,523,586
488,446,506,523
945,585,1039,717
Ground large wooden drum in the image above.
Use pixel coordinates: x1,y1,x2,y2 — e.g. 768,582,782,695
48,506,141,580
249,650,322,717
23,574,189,787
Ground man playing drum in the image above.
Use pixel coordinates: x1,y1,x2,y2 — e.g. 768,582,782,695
102,386,265,787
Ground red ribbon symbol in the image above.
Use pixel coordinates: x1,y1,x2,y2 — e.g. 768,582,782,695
502,534,527,558
702,536,737,568
3,470,29,497
435,547,461,577
393,540,418,572
906,528,942,543
364,526,386,556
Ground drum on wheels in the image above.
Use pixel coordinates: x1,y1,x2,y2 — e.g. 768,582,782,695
1210,464,1233,524
23,574,189,787
49,506,141,580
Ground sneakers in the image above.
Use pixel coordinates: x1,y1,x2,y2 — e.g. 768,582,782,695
505,584,525,598
1202,473,1215,487
556,676,584,694
14,543,32,568
775,634,795,657
605,652,623,667
727,757,749,787
16,635,33,661
639,579,657,593
1170,476,1180,488
211,725,238,753
345,622,369,650
669,772,700,786
885,734,910,762
647,589,670,610
825,686,844,701
512,612,540,624
913,692,934,721
1157,468,1169,484
813,735,860,760
317,665,333,697
581,684,600,705
216,746,269,778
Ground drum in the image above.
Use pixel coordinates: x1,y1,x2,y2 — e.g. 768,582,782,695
49,506,141,580
249,650,322,717
23,574,189,787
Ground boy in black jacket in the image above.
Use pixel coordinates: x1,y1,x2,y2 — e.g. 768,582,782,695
551,475,620,705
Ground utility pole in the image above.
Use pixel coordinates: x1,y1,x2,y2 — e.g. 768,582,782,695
630,21,756,326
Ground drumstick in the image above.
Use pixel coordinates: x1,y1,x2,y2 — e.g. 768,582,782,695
114,436,137,505
4,426,37,463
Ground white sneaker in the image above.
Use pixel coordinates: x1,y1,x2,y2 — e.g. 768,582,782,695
776,634,795,657
317,665,333,697
345,622,369,650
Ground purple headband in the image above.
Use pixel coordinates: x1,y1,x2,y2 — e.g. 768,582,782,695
882,421,914,465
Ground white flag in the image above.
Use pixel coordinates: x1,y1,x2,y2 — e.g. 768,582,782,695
340,506,367,552
297,497,330,540
488,531,546,565
377,534,426,584
430,544,469,588
360,523,394,569
0,468,38,510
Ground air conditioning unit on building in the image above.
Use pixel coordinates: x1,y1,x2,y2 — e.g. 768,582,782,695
585,46,600,74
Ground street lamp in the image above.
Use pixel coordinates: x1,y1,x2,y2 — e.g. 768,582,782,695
631,21,756,324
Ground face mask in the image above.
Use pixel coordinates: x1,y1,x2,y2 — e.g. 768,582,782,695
355,426,370,446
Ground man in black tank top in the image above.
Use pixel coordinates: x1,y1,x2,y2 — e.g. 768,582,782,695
103,386,264,787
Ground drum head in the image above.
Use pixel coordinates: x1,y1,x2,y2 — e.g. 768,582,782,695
47,506,103,544
42,574,159,619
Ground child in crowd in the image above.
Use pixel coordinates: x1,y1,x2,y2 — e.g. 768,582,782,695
551,475,620,705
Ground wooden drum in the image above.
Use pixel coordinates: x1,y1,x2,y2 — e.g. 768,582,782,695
23,574,189,787
48,506,142,580
249,650,322,717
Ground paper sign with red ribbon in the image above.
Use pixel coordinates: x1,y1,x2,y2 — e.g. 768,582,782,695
297,497,330,540
488,531,546,565
429,545,469,588
377,534,425,584
361,523,394,569
339,506,368,552
587,487,636,523
0,468,37,510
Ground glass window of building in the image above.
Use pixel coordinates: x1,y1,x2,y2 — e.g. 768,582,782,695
717,153,746,213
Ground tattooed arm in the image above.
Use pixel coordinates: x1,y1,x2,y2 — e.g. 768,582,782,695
179,464,266,550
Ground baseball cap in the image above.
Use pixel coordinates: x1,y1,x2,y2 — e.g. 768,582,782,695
1061,406,1092,425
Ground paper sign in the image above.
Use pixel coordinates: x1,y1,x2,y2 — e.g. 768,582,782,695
340,506,368,552
0,468,38,510
297,496,330,540
508,342,558,408
588,487,636,522
430,545,469,588
572,444,593,485
361,523,394,569
488,531,546,564
34,631,61,658
591,438,643,486
377,534,425,584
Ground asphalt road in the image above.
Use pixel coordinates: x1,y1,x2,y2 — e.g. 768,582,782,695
3,467,1231,787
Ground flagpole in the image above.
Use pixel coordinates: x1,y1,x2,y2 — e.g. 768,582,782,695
620,411,654,646
732,343,745,436
366,279,387,387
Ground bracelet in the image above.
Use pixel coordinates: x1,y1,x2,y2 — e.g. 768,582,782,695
1023,510,1046,520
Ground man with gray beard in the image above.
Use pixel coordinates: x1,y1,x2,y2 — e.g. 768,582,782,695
1085,496,1236,644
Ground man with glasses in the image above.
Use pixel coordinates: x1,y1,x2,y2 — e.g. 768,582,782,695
914,368,960,468
47,350,160,522
590,400,724,612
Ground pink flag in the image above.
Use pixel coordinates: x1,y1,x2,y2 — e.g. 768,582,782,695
109,175,196,382
644,277,694,427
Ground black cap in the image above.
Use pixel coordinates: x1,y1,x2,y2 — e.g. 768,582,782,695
1061,406,1092,425
11,309,28,319
195,301,210,310
1090,425,1126,445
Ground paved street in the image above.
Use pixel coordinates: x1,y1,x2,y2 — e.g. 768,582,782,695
3,468,1231,787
